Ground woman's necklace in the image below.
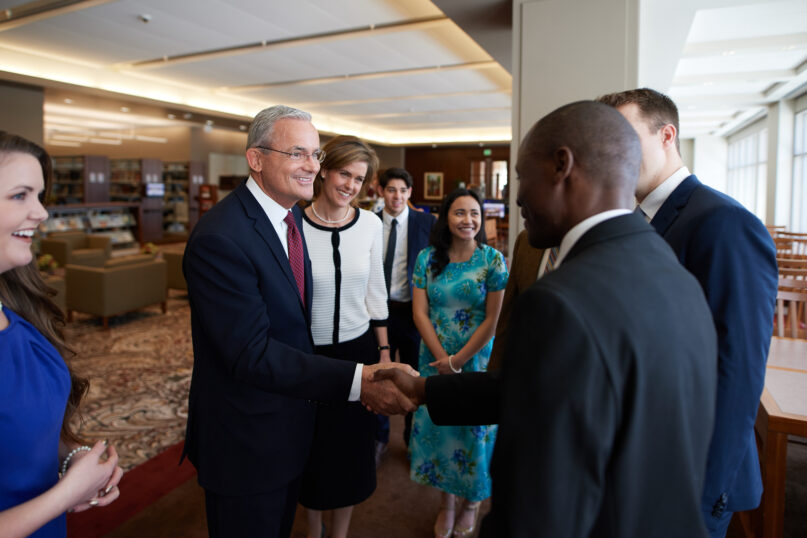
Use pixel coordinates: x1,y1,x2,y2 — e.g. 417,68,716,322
311,202,351,224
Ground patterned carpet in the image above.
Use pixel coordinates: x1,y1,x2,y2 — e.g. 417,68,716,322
66,290,193,471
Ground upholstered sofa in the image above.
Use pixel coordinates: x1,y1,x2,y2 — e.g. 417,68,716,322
163,250,187,291
65,255,167,329
40,232,111,267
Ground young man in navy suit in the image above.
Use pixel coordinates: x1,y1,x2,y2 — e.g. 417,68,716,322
374,167,434,457
182,105,415,537
599,88,778,538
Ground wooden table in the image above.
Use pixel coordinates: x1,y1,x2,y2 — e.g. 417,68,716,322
746,337,807,537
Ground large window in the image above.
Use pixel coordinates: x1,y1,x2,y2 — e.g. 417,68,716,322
726,128,767,220
793,109,807,232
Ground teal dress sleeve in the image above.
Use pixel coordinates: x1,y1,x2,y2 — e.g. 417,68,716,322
485,246,509,292
412,246,433,289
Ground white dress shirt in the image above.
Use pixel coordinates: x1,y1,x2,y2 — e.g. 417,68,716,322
554,209,633,268
245,176,363,401
636,166,691,222
382,206,411,302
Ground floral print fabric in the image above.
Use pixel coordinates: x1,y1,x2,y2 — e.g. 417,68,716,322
409,244,508,500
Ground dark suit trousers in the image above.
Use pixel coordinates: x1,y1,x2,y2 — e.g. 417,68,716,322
386,300,420,444
204,477,302,538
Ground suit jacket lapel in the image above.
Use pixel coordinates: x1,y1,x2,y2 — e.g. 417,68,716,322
235,185,307,314
650,175,699,236
565,212,650,263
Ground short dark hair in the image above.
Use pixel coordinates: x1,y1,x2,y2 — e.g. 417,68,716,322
379,167,413,189
596,88,680,153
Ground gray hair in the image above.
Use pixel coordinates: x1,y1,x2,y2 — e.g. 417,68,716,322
246,105,312,149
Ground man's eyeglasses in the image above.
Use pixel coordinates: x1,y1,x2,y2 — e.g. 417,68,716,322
254,145,326,163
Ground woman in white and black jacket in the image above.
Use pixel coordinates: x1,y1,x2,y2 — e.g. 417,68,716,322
298,135,389,538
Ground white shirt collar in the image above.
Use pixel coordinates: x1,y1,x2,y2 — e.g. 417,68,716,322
554,209,633,268
383,205,409,226
638,166,690,221
246,176,293,227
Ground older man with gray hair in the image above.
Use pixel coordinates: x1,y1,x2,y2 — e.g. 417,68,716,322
182,105,414,537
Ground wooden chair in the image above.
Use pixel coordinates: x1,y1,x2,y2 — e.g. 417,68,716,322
774,238,794,257
779,268,807,280
775,277,807,338
777,258,807,270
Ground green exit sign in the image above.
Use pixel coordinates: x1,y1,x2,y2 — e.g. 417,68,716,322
482,148,492,156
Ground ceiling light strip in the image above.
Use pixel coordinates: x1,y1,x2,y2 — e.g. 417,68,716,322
339,106,511,120
0,0,115,31
292,89,510,108
223,60,498,92
121,15,449,70
682,32,807,57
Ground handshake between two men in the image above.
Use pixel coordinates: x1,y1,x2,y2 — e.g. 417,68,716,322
359,363,426,415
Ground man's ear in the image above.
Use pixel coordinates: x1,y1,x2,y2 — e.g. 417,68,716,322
660,124,677,150
245,148,263,172
553,146,574,184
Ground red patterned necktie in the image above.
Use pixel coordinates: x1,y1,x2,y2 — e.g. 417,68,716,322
544,246,559,274
283,212,305,305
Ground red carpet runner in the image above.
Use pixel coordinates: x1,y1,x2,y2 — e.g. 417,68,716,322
67,441,196,537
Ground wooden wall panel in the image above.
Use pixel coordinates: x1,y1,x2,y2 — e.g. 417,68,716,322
404,145,510,207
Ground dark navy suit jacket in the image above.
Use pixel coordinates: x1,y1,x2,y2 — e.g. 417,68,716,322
650,175,777,522
182,181,355,495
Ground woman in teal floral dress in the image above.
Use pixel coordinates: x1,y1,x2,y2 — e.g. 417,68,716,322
410,188,508,538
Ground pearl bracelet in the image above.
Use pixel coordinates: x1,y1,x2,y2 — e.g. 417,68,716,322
60,445,92,477
448,355,462,374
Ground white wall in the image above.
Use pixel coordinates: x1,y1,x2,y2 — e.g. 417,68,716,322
693,136,728,192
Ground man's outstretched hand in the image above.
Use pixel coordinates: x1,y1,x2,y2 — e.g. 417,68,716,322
372,366,427,410
360,362,419,415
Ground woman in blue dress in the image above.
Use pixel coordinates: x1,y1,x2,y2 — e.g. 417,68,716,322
409,188,508,538
0,132,123,537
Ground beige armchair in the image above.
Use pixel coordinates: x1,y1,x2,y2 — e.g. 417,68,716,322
65,256,167,329
40,232,111,267
163,250,187,291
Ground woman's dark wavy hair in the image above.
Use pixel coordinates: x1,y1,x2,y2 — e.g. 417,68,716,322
0,131,89,445
428,188,487,277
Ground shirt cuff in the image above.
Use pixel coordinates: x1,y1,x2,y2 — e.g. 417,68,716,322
348,363,363,401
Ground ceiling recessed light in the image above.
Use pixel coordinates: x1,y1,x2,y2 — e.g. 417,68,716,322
167,113,176,119
183,113,192,119
120,106,130,112
63,98,73,104
239,125,247,131
205,120,214,126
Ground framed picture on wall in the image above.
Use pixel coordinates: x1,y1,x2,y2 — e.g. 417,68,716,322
424,172,444,200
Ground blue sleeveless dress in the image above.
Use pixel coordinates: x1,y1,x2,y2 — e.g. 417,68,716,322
0,307,71,537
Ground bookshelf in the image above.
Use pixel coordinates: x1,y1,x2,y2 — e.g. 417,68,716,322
110,158,163,242
42,203,141,257
50,156,110,204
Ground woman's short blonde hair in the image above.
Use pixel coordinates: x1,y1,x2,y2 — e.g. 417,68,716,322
313,135,379,204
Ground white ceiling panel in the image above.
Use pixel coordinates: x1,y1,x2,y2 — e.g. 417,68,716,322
235,68,505,104
675,51,805,76
147,28,486,88
0,0,801,144
668,0,807,137
687,0,807,42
